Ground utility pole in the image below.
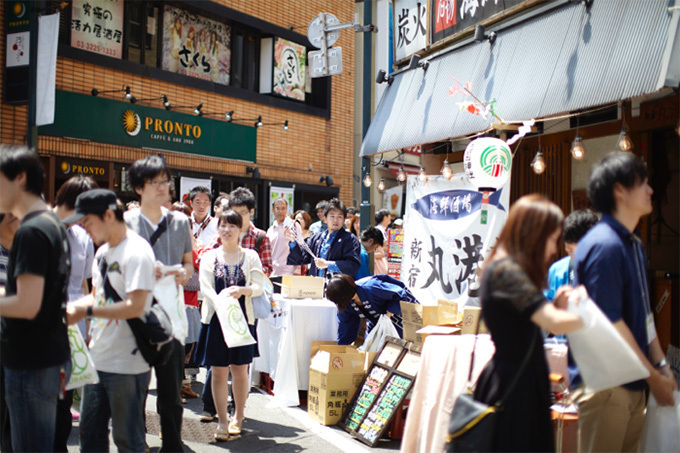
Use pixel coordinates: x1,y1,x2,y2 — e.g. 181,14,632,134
360,0,374,236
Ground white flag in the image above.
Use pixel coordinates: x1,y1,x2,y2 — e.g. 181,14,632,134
37,13,60,126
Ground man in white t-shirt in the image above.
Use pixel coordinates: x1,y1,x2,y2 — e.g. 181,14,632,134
190,186,218,248
65,189,155,452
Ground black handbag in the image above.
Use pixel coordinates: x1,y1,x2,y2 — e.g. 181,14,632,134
445,316,537,452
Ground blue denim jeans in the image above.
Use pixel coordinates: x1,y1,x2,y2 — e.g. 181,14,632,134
3,361,71,452
80,370,150,453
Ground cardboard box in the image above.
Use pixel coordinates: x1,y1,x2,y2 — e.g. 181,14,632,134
308,342,374,425
460,306,488,334
281,275,325,299
415,325,462,345
401,300,460,347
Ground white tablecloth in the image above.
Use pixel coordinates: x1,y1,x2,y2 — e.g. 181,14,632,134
401,335,495,453
253,294,338,406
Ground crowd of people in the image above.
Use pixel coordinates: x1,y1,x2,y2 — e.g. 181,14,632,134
0,145,676,453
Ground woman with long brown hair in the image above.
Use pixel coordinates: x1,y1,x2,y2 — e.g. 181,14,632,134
473,195,583,452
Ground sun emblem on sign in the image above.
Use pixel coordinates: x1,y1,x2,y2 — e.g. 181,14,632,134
122,110,141,136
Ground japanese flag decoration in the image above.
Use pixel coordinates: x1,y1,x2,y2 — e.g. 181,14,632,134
400,172,510,305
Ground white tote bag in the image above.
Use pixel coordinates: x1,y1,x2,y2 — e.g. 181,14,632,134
214,289,256,348
566,286,649,392
638,392,680,452
361,314,399,352
66,325,99,390
153,274,189,345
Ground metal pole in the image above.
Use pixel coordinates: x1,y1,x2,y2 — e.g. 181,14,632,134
360,0,374,235
27,2,43,149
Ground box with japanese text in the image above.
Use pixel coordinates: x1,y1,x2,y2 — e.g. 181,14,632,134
460,306,488,334
281,275,325,299
308,344,373,425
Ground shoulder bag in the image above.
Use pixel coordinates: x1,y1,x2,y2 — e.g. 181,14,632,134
445,317,538,452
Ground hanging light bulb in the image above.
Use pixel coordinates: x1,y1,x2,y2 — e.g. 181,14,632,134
531,150,546,174
397,166,407,183
570,135,586,160
417,167,428,183
378,178,386,192
440,159,453,179
616,129,634,152
362,172,373,187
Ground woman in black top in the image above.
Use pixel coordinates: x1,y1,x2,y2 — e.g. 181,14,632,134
474,195,583,452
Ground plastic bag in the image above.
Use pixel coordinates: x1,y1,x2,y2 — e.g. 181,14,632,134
362,314,399,352
66,325,99,390
153,274,188,344
566,286,649,392
544,338,569,392
638,391,680,452
215,289,256,348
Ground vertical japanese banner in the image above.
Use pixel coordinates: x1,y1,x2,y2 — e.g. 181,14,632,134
162,5,231,85
71,0,123,58
382,185,404,218
393,0,428,63
400,173,510,305
273,38,306,101
269,186,295,225
179,177,212,207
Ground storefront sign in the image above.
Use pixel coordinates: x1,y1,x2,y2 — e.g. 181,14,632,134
382,185,404,218
161,5,231,85
39,90,256,162
70,0,123,58
431,0,522,44
394,0,428,62
59,158,108,179
401,173,510,303
273,38,306,101
5,1,31,103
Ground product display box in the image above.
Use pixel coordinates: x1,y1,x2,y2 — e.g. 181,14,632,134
308,342,377,425
460,306,489,334
400,299,461,347
281,275,325,299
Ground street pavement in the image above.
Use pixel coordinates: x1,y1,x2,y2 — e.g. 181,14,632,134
67,367,402,452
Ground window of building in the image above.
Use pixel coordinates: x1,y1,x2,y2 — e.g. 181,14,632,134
125,1,160,66
231,27,261,91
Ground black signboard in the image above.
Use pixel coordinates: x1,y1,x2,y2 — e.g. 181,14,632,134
430,0,523,45
340,336,422,447
4,1,32,103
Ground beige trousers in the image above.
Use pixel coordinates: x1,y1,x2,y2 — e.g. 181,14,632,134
574,385,646,452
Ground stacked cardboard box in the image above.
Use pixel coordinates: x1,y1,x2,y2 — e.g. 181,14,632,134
308,342,377,425
400,299,461,347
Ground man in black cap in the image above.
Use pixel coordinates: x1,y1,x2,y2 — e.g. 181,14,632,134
66,189,156,452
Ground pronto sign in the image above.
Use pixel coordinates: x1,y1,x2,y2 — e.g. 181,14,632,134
39,90,257,162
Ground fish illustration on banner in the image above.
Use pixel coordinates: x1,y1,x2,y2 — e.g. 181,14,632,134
401,173,510,306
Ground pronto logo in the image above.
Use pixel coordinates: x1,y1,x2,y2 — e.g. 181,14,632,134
60,161,105,176
61,161,70,174
122,110,141,136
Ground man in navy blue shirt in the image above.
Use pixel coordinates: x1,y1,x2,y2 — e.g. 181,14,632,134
286,198,361,277
574,152,676,452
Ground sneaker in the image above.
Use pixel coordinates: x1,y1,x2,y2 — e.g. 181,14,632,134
200,411,217,422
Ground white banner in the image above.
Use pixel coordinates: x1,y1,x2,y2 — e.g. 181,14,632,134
400,173,510,305
37,13,59,126
382,185,404,218
269,186,294,226
179,176,211,207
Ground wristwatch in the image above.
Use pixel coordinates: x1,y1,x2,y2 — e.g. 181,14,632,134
654,358,668,369
86,305,93,320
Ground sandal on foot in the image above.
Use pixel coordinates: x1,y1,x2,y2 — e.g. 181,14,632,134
228,418,244,436
214,427,229,442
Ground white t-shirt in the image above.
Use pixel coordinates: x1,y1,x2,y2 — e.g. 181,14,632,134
89,229,155,374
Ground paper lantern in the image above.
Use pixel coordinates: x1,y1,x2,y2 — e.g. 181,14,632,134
464,137,512,189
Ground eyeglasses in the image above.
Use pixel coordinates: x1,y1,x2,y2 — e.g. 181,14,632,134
147,179,171,188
